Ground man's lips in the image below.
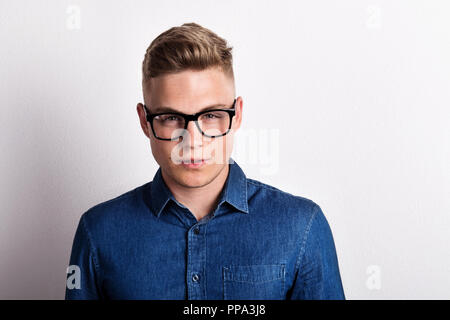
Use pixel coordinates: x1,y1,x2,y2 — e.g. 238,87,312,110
181,158,209,164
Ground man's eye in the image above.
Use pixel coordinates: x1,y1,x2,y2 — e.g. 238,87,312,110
202,112,222,119
159,115,181,121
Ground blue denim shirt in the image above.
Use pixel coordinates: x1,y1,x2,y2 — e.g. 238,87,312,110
65,159,345,300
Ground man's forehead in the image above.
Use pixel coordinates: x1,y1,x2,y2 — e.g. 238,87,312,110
149,67,230,88
143,71,234,113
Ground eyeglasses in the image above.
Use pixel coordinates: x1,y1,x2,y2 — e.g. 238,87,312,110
143,99,236,141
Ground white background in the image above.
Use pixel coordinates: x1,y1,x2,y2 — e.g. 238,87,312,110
0,0,449,299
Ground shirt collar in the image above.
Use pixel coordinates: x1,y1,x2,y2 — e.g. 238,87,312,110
149,157,249,218
218,158,249,214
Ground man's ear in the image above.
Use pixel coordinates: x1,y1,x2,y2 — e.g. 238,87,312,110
233,97,243,131
137,103,150,138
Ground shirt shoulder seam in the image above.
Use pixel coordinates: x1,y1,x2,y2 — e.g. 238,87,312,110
80,213,103,290
294,204,320,273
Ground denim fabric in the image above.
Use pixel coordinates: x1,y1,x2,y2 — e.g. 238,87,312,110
65,159,345,300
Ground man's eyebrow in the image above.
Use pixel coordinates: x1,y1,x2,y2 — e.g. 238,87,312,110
151,103,228,114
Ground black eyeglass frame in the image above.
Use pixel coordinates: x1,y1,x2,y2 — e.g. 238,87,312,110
143,98,237,141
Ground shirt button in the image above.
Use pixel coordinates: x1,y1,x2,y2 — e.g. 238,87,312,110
194,228,200,235
192,274,200,282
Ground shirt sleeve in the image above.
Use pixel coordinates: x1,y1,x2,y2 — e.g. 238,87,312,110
289,204,345,300
65,213,104,300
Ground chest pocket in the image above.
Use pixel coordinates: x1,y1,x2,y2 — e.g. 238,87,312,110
223,264,285,300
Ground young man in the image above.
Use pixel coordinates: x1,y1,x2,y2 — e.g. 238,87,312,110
65,22,345,300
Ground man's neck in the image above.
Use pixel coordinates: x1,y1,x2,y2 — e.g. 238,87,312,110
161,164,230,221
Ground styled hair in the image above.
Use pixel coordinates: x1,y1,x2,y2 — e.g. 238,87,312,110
142,22,234,85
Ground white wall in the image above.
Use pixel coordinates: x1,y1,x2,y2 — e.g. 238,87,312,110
0,0,449,299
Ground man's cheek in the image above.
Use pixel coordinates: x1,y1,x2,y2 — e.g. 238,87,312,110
168,142,184,164
202,139,227,164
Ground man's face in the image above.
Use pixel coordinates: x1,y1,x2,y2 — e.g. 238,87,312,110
137,67,242,188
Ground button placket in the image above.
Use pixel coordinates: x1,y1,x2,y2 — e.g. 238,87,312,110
186,223,206,299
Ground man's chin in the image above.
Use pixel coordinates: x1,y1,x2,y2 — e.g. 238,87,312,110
174,174,211,188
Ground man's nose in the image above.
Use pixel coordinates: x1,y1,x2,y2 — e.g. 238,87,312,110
183,120,203,148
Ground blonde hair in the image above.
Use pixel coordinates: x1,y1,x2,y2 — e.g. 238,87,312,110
142,22,234,85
